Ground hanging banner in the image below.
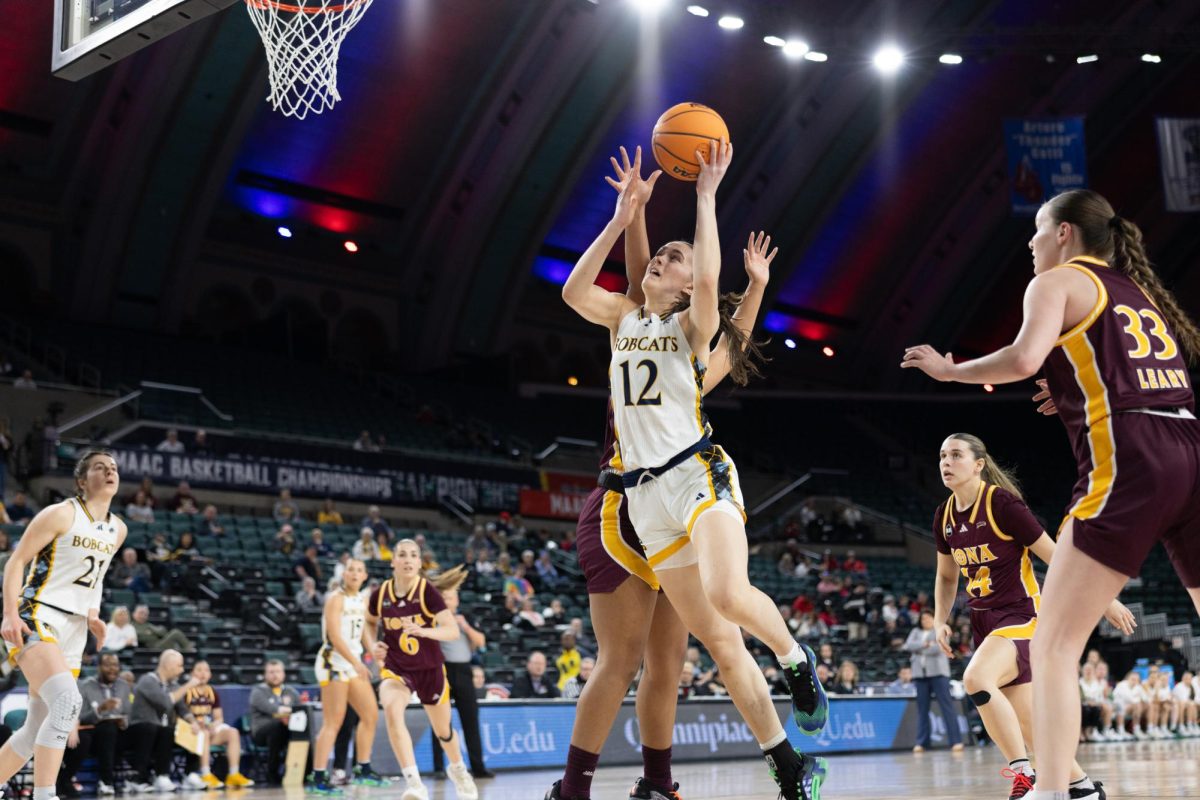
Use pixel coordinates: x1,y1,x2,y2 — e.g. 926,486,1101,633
519,488,590,520
1004,117,1088,215
1156,118,1200,212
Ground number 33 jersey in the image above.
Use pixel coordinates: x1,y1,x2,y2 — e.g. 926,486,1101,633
933,482,1044,613
22,496,119,616
610,308,711,472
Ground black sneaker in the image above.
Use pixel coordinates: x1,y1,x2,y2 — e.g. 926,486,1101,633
545,780,587,800
628,777,681,799
1069,781,1106,800
781,643,829,736
766,748,827,800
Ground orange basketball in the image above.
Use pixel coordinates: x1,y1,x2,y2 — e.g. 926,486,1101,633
651,102,730,182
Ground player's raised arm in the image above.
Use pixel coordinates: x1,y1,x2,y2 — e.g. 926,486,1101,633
683,139,731,362
606,146,661,306
562,173,645,332
704,230,775,393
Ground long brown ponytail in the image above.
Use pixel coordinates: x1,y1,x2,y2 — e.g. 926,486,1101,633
1044,189,1200,364
948,432,1023,500
667,292,769,385
429,564,469,594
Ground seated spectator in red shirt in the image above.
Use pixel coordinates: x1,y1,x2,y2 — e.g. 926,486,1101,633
821,549,839,573
791,594,814,615
817,600,838,628
842,550,867,574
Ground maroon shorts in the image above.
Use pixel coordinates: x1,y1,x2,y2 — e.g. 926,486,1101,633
575,487,659,594
971,601,1036,687
1064,412,1200,587
380,665,449,706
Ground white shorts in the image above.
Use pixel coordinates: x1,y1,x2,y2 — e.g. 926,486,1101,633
315,645,361,685
9,601,88,676
625,444,745,572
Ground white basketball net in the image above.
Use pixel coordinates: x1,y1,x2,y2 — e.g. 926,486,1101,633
245,0,375,119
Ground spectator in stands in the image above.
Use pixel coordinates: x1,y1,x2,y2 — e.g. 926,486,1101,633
465,525,492,559
535,550,565,591
420,548,440,573
842,550,867,575
317,498,343,526
568,617,595,657
1113,671,1149,739
838,504,864,535
794,611,827,640
199,504,224,537
13,369,36,390
360,505,392,538
777,552,797,577
542,598,566,623
128,650,201,793
132,604,193,652
0,531,10,573
815,663,834,694
352,528,378,561
678,662,712,700
562,658,594,700
126,477,158,508
294,544,322,583
175,497,199,516
510,651,560,699
60,652,131,797
906,609,962,752
816,573,840,597
495,551,513,576
103,606,138,652
309,528,332,557
880,595,900,626
832,660,861,694
352,430,376,452
273,489,301,525
515,597,545,629
1174,671,1198,735
170,531,201,560
472,666,487,700
331,551,351,585
169,481,195,513
887,666,915,695
842,583,869,641
504,564,535,600
124,490,155,524
5,491,32,527
777,603,797,633
181,661,253,790
276,523,297,555
817,600,838,629
250,660,303,786
555,632,582,691
1080,662,1114,742
295,576,322,613
814,643,836,674
374,531,393,561
192,429,211,456
156,429,184,453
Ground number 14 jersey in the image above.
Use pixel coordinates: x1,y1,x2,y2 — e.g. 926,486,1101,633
933,483,1043,612
22,496,119,616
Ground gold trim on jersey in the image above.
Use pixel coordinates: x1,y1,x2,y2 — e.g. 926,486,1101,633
1019,550,1042,613
1062,334,1117,520
418,579,433,620
984,485,1013,542
599,490,660,591
943,481,987,531
1054,263,1109,346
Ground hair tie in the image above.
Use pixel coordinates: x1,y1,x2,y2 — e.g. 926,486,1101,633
1109,215,1121,229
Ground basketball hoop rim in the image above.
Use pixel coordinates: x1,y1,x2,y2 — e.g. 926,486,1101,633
245,0,368,13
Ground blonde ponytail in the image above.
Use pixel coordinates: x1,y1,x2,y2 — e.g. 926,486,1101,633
949,432,1024,500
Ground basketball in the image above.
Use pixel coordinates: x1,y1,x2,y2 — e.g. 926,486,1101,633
652,102,730,182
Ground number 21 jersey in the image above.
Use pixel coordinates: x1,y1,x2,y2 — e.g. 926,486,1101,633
22,496,119,616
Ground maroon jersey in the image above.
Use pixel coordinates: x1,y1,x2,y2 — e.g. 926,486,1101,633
1043,257,1195,471
933,483,1044,612
369,577,448,673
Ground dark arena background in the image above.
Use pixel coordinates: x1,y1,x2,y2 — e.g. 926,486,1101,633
2,0,1200,798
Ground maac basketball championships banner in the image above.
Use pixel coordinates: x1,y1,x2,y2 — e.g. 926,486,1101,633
519,488,590,520
1004,117,1088,215
1156,118,1200,212
105,447,536,511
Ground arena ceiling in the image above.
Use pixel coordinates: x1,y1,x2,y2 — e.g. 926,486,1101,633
2,0,1200,391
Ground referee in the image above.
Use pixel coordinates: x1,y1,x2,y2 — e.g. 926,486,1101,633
432,586,493,778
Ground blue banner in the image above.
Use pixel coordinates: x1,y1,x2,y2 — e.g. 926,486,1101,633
1004,117,1088,215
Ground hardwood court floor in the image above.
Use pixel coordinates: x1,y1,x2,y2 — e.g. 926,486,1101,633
300,738,1198,798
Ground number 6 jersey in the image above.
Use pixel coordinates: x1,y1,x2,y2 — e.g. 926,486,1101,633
933,482,1044,612
368,576,447,673
22,496,119,616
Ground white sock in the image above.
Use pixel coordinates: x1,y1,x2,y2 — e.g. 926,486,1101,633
758,730,788,750
777,642,806,668
1028,793,1070,800
401,766,421,785
33,786,55,800
1070,776,1095,790
200,768,210,776
1009,758,1034,777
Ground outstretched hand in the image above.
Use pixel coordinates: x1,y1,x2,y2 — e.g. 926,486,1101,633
606,145,662,208
1032,379,1058,416
901,345,957,382
743,231,777,286
696,138,732,197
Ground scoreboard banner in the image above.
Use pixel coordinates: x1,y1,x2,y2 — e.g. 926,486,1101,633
1004,117,1088,215
1156,118,1200,212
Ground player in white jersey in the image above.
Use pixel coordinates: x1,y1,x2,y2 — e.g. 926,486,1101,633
0,449,125,800
561,140,828,800
310,558,384,793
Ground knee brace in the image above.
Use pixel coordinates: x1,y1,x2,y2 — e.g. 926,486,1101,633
436,729,454,743
34,671,82,749
968,690,992,707
8,695,48,760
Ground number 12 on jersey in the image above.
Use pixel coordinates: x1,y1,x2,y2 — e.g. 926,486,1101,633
618,359,662,406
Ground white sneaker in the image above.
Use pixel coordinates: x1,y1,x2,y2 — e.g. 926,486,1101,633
127,782,154,794
1087,730,1106,742
182,774,205,791
400,782,428,800
98,782,116,796
331,769,348,786
153,776,178,793
1133,727,1147,740
447,763,478,800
